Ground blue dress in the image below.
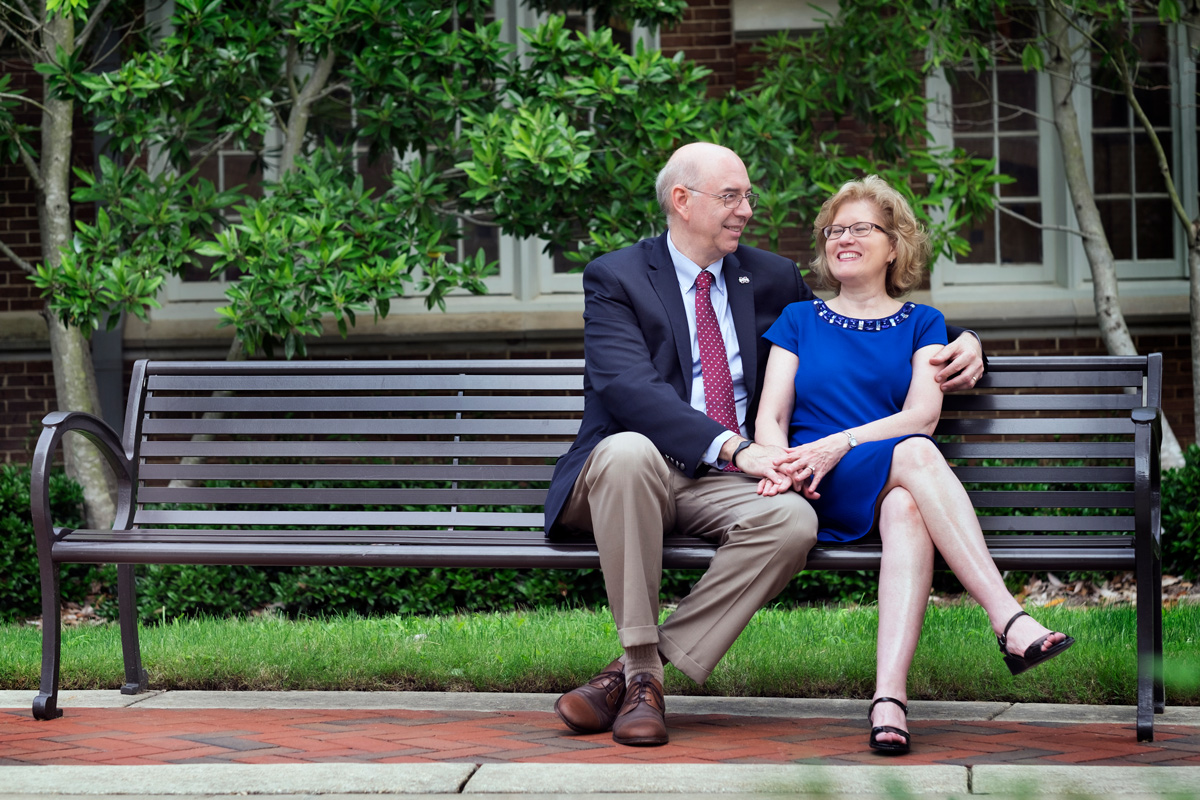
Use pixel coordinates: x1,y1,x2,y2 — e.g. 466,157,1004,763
763,299,948,542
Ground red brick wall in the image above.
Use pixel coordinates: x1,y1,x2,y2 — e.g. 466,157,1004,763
1,359,55,462
660,0,737,96
0,59,45,312
984,332,1195,445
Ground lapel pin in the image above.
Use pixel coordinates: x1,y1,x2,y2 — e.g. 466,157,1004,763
739,276,750,284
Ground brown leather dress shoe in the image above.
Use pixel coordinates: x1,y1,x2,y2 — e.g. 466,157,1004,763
611,672,668,746
554,658,626,734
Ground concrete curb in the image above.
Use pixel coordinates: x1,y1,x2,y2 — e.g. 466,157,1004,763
3,691,1197,727
2,764,1198,797
0,765,476,795
462,764,968,794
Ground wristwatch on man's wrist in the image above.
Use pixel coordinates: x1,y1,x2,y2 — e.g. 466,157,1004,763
730,439,754,469
842,430,858,449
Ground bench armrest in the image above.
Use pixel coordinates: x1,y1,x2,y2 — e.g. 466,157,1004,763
1130,406,1162,555
30,411,136,551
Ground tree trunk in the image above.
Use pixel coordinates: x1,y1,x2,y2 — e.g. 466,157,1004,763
39,6,116,527
278,49,336,174
1044,9,1185,467
1191,224,1200,449
1186,10,1200,452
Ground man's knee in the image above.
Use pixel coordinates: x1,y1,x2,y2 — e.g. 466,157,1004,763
589,432,667,477
748,494,818,562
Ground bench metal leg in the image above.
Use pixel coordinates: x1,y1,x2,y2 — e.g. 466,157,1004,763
33,563,63,720
1135,542,1160,741
117,564,148,695
1152,556,1165,715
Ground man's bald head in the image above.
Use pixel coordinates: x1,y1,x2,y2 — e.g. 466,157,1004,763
655,143,745,222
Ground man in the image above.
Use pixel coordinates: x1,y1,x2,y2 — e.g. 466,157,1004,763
544,142,984,746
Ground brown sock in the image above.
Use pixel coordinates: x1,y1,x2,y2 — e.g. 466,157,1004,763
623,644,664,684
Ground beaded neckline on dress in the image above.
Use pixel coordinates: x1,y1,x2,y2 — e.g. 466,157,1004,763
814,298,916,332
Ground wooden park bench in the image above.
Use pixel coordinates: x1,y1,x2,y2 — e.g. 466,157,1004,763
30,355,1165,739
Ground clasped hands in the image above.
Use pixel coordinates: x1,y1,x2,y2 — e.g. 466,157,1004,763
755,435,849,499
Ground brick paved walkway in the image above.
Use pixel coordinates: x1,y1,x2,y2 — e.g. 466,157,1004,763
3,707,1198,767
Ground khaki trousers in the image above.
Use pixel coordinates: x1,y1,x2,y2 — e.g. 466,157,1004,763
560,431,818,684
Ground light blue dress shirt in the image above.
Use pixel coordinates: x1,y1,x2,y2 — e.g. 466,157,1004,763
666,232,747,467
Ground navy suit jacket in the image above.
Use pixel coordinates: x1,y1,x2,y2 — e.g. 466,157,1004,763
544,233,811,538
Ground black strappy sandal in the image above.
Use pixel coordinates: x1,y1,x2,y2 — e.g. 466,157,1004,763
868,696,910,755
997,610,1076,676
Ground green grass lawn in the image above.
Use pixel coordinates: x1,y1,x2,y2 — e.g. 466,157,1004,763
2,603,1197,705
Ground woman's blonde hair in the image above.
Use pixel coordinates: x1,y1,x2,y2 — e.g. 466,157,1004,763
810,175,931,298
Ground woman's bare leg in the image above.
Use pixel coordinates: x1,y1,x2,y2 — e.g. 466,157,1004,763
880,438,1068,656
872,487,934,745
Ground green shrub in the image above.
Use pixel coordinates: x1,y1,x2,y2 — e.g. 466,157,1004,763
0,463,97,621
1162,443,1200,581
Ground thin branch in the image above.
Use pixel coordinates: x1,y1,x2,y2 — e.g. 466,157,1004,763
0,17,40,55
0,236,36,274
15,134,45,193
1114,46,1192,230
994,203,1095,241
0,90,49,112
10,0,37,22
311,80,353,105
189,127,240,165
75,0,115,51
438,207,500,227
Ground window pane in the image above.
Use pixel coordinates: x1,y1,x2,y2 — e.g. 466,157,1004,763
1097,198,1133,260
958,209,995,264
458,222,500,265
1135,198,1174,260
959,137,993,161
950,71,993,131
1132,21,1169,64
1091,83,1127,129
1135,67,1171,128
997,71,1036,132
222,153,265,199
999,202,1041,263
998,136,1039,196
1134,132,1170,193
1093,133,1131,194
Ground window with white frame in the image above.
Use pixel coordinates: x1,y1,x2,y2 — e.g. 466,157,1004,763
162,0,657,308
928,6,1193,288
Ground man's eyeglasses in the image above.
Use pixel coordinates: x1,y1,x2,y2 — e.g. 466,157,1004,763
823,222,889,239
686,188,759,209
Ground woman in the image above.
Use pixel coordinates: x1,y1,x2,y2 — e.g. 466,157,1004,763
754,176,1074,755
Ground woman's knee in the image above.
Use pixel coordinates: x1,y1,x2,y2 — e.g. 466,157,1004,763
892,437,946,475
878,489,932,551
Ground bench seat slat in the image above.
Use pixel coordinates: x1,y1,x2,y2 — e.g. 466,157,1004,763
137,487,549,505
148,358,587,376
49,535,1137,572
144,396,585,413
938,442,1134,458
139,441,571,458
977,370,1144,388
141,418,582,436
936,418,1133,436
147,374,584,392
977,515,1133,532
966,490,1133,508
941,394,1143,411
138,464,558,482
952,466,1133,482
133,509,547,527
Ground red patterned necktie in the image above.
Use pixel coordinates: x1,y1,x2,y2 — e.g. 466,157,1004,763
694,270,741,472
